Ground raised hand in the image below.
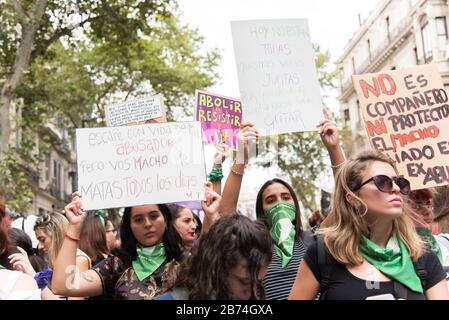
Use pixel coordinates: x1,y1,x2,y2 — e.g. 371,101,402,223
9,247,36,276
213,143,229,166
201,182,222,222
236,123,260,165
317,119,340,150
64,191,87,228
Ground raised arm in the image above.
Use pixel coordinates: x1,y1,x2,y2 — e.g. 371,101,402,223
317,118,346,177
200,182,222,234
51,192,103,297
208,143,229,195
219,123,259,215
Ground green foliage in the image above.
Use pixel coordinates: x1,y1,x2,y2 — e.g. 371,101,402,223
0,0,220,212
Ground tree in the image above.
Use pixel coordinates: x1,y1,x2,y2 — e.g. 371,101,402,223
255,45,342,213
0,0,220,212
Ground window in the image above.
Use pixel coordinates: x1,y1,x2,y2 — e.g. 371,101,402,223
344,109,350,123
421,22,433,61
414,47,418,64
436,17,448,51
367,39,371,61
45,153,51,181
351,57,356,74
386,17,390,41
53,160,62,199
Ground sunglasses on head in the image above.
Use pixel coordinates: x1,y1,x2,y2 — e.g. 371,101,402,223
354,175,411,195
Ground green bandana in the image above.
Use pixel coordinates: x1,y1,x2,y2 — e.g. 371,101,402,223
416,228,443,263
132,243,166,281
264,202,296,268
0,264,5,270
360,234,423,293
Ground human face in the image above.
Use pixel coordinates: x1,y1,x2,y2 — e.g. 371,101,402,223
105,220,118,250
35,228,52,253
130,205,166,247
173,208,197,246
261,183,295,212
227,259,268,300
356,161,404,220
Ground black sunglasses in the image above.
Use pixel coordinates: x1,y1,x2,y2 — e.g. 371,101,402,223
354,175,411,195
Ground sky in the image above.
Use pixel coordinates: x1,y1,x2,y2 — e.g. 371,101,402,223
176,0,381,209
177,0,380,102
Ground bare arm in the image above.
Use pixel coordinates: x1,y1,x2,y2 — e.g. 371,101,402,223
219,123,259,215
317,118,346,177
288,260,320,300
200,182,222,235
425,279,449,300
210,144,229,195
51,192,103,297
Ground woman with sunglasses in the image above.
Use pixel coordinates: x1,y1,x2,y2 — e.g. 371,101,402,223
289,150,449,300
219,117,346,300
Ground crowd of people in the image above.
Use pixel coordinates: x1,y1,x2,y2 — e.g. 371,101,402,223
1,117,449,300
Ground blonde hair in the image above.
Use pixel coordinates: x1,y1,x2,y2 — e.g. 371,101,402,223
34,212,68,267
317,149,424,265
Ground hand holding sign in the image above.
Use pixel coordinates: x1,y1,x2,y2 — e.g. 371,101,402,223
213,143,230,166
236,123,260,165
317,119,340,150
64,192,87,229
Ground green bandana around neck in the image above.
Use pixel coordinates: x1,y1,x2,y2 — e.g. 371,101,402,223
132,243,166,281
264,202,296,268
416,228,443,263
359,233,423,293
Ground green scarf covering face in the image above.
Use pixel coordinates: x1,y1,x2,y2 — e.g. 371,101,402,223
264,202,296,268
359,233,423,293
416,228,443,263
132,243,166,281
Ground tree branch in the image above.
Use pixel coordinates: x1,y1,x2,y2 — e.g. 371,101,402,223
31,15,100,60
11,0,29,25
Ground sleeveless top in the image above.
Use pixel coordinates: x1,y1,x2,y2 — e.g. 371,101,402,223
0,270,41,300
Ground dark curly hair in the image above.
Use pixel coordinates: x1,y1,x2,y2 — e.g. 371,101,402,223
175,215,273,300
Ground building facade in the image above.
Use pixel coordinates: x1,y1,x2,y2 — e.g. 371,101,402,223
336,0,449,155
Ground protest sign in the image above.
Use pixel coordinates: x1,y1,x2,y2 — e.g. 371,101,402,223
352,64,449,189
195,89,242,149
76,121,206,210
105,94,166,127
231,19,322,134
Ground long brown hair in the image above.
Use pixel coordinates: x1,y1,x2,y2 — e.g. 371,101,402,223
79,213,109,263
318,149,423,265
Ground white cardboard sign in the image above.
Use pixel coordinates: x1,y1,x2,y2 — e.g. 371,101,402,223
231,19,322,134
105,95,166,127
76,121,206,210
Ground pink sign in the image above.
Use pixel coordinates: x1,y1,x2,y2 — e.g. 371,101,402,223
195,90,242,150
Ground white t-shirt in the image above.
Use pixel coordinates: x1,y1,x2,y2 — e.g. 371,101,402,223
0,270,41,300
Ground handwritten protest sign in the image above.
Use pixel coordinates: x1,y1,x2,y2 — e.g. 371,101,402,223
105,94,166,127
352,64,449,190
195,90,242,149
231,19,322,134
76,121,206,210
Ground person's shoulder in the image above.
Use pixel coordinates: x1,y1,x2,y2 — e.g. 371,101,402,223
15,272,39,291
